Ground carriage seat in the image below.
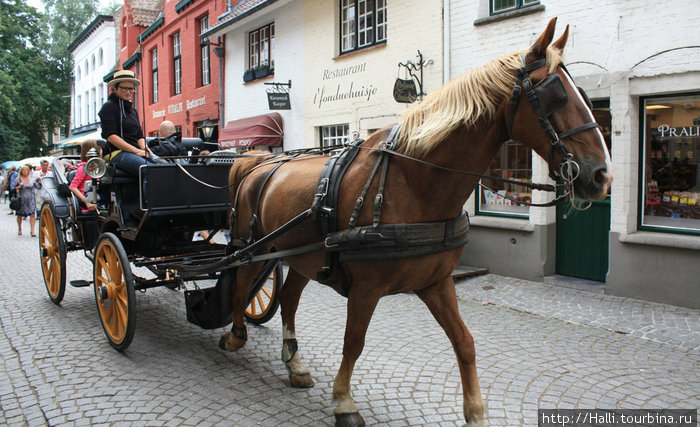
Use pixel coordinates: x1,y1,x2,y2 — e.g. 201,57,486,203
99,163,138,185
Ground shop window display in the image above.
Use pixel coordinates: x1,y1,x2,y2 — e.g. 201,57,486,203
641,93,700,233
478,140,532,216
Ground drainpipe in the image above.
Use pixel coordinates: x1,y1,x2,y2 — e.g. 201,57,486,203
213,36,225,132
443,0,450,85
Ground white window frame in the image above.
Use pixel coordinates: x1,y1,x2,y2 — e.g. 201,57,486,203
152,48,159,103
340,0,387,54
320,124,350,148
173,33,181,95
200,16,211,86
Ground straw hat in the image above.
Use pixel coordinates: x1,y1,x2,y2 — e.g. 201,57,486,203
108,70,141,88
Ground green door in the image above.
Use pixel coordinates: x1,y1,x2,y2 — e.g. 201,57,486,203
555,196,611,282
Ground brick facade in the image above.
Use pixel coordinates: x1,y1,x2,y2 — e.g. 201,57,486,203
118,0,226,138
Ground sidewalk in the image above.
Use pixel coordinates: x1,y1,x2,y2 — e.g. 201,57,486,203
455,273,700,352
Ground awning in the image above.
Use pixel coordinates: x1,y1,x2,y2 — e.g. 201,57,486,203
218,113,283,149
55,130,103,149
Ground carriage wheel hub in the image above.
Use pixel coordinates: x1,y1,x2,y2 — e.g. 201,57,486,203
97,285,110,301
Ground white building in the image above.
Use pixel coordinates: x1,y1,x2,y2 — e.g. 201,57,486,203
62,15,116,148
448,0,700,308
203,0,443,152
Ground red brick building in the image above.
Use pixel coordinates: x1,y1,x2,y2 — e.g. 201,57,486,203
117,0,226,141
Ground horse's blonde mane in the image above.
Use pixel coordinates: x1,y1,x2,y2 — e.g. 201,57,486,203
397,47,563,156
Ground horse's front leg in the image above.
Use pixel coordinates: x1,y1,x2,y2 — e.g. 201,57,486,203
279,267,314,388
219,264,260,352
417,276,486,426
333,286,381,427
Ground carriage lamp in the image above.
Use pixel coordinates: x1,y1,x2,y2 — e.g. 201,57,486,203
85,157,107,179
201,118,217,142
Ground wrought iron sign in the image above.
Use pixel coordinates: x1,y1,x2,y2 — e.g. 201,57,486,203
394,50,432,104
265,80,292,110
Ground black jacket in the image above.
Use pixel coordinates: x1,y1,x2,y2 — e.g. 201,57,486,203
98,92,144,154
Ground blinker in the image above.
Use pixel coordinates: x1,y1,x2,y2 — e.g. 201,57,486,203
533,74,568,117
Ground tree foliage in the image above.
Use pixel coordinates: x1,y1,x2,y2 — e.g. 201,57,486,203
0,0,99,162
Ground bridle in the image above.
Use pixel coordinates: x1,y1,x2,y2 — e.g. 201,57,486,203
505,55,599,210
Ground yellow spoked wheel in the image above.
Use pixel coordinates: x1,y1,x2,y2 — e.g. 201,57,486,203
39,204,66,304
245,263,282,325
93,232,136,352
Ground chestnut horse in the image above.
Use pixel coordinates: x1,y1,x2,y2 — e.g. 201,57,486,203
221,18,611,426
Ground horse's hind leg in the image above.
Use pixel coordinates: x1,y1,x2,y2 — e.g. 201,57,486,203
417,276,486,426
333,286,381,427
279,267,313,388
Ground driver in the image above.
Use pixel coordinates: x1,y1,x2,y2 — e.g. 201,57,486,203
98,70,155,175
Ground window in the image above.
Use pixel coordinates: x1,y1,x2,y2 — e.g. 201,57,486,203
478,141,532,217
249,23,275,70
200,16,210,86
98,83,104,110
151,48,159,103
173,33,181,95
91,54,95,71
85,60,89,75
76,66,81,81
490,0,539,15
91,88,96,123
340,0,387,54
76,95,81,127
98,48,103,66
640,93,700,234
85,91,90,125
320,124,350,148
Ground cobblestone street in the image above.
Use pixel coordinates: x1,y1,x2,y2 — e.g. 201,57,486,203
0,203,698,426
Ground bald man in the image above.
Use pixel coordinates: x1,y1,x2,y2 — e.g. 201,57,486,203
159,120,176,137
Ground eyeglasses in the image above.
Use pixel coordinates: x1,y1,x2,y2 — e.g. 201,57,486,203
119,86,136,93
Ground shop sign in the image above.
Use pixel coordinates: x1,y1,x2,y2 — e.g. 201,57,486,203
313,61,377,109
152,110,166,119
267,93,291,110
187,96,206,110
168,102,183,114
658,124,700,138
313,82,378,109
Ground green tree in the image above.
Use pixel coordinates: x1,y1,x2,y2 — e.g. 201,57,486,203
0,0,55,161
0,0,100,163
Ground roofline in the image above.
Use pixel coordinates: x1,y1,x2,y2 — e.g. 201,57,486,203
201,0,279,40
68,15,115,53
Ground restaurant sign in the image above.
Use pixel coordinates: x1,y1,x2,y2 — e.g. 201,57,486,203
267,92,291,110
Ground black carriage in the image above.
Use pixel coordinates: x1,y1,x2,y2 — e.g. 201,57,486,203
38,139,282,351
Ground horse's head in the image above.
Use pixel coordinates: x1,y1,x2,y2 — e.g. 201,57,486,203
508,18,612,201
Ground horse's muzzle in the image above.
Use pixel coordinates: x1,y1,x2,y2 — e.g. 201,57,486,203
574,161,612,201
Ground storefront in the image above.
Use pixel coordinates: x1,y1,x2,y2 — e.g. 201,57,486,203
640,93,700,234
448,1,700,308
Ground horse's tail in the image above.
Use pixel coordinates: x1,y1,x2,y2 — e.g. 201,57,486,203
228,150,274,203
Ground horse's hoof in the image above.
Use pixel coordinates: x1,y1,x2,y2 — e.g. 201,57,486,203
289,372,314,388
335,412,365,427
218,333,246,352
464,417,487,426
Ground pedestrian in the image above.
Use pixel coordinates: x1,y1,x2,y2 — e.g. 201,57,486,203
14,165,41,236
0,168,6,203
32,160,53,214
69,140,101,212
98,69,155,176
6,165,18,214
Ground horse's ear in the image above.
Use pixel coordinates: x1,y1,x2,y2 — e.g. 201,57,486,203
529,17,558,58
551,24,569,53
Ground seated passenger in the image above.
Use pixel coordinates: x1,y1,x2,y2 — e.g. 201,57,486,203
69,140,102,212
147,120,186,161
98,70,155,175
